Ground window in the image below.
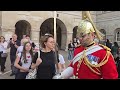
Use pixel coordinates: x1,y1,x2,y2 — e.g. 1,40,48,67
116,31,120,41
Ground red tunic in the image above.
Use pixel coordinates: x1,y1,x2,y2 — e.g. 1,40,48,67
70,45,118,79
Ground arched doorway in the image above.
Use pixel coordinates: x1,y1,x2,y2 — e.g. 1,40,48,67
15,20,31,41
40,18,67,50
72,26,78,41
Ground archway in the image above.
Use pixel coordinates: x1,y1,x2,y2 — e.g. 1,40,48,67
40,18,67,50
72,26,78,41
15,20,31,41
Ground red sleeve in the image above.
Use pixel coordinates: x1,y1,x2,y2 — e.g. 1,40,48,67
74,46,84,57
101,52,118,79
73,48,78,57
69,46,84,68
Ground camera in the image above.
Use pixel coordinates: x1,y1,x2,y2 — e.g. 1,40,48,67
10,38,12,40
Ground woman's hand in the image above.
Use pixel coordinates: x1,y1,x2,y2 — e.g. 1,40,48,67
22,68,29,72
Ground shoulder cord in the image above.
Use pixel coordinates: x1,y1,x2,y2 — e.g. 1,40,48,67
77,48,110,75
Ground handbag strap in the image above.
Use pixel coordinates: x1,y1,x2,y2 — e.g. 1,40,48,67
18,52,23,65
35,50,41,70
38,50,40,58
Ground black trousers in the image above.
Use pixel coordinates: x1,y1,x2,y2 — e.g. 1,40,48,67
0,52,7,72
10,55,16,74
15,72,28,79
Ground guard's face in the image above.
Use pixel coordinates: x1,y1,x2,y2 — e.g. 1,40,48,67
79,33,94,47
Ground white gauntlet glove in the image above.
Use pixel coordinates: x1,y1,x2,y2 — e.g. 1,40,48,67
53,67,73,79
52,73,64,79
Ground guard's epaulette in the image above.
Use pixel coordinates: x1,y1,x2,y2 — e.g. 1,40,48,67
99,44,111,51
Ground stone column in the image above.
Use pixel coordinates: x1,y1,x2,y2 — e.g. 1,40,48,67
31,30,40,47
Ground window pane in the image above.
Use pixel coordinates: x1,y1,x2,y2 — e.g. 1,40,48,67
117,37,120,41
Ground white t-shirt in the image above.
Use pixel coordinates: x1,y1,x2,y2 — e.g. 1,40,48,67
17,46,23,53
0,42,8,53
17,53,32,69
59,54,65,64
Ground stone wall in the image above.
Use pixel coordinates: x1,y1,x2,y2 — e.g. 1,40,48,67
96,11,120,45
0,11,96,50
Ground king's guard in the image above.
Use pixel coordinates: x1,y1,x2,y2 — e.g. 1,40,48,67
53,11,118,79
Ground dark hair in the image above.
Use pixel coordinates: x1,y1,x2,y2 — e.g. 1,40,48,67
106,39,110,43
114,42,119,48
52,43,60,64
25,35,30,37
40,33,54,48
55,43,60,52
32,42,36,48
22,42,33,63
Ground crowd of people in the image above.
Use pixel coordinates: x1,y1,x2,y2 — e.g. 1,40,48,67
0,11,120,79
1,31,119,79
105,39,120,78
0,33,66,79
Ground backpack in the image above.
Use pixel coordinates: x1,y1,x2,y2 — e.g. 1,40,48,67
12,53,22,74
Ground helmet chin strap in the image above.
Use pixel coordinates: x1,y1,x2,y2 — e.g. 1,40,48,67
85,41,95,47
81,37,94,47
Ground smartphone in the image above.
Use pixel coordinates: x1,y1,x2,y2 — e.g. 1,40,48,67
10,38,12,40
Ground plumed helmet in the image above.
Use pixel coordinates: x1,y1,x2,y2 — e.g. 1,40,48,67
77,11,104,40
77,20,95,36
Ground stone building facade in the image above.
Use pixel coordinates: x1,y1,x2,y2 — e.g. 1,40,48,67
1,11,120,50
96,11,120,46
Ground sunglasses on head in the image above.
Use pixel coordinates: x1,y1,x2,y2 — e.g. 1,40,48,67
44,33,53,37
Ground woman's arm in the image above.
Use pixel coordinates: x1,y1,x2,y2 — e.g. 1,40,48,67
14,54,29,72
31,58,42,69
